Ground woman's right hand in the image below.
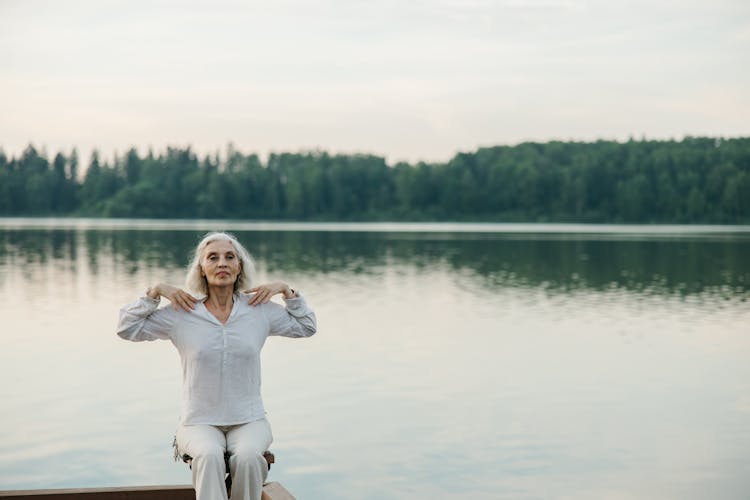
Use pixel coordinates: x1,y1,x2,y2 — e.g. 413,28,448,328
149,283,198,312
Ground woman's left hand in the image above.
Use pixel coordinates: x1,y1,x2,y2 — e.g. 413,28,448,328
245,281,295,306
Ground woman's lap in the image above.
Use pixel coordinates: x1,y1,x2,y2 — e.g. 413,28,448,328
176,419,273,459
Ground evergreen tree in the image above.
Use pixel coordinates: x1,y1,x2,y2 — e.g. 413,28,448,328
0,138,748,222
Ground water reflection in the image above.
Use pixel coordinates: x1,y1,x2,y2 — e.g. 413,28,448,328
2,228,748,299
2,225,749,499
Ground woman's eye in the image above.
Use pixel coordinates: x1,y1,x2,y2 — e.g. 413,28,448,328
227,255,235,260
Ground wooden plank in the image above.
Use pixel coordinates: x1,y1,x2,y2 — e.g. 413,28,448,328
261,483,296,500
0,485,194,500
0,483,293,500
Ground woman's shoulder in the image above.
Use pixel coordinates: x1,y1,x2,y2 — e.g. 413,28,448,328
236,292,284,313
236,291,264,311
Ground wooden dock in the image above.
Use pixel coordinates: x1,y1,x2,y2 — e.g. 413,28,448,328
0,482,295,500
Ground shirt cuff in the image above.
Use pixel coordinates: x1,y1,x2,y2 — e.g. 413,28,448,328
283,290,307,311
140,295,161,307
122,294,161,319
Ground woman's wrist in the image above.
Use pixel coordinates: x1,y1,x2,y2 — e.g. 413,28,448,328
146,284,162,300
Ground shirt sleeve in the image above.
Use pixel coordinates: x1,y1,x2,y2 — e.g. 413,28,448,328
263,291,317,338
116,296,176,342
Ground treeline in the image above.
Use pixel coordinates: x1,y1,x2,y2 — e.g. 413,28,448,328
1,137,749,222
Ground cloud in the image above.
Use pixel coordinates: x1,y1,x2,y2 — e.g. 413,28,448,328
0,0,748,163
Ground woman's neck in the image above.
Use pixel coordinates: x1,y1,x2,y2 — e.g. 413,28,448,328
205,285,235,309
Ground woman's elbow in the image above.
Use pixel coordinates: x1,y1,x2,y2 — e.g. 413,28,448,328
116,316,148,342
116,324,137,341
300,314,317,337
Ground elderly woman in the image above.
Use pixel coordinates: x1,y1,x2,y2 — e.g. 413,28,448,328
116,232,316,500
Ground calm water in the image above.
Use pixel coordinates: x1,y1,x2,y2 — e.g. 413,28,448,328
1,219,749,500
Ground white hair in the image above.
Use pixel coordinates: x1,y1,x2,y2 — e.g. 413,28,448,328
185,232,255,296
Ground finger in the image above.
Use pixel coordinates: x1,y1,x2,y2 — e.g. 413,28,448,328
178,297,193,312
173,296,186,311
181,293,197,309
250,289,268,306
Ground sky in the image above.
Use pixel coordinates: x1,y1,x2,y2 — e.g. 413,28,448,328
1,0,749,165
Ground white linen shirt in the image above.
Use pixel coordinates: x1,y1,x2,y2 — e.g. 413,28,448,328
116,292,316,426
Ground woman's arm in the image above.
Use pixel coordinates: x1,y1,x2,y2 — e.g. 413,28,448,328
116,283,193,342
147,283,199,311
246,281,297,305
246,282,317,338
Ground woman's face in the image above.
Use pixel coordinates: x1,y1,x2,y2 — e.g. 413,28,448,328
200,239,242,289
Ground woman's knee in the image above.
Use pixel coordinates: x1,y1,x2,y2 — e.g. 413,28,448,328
226,420,273,457
176,424,226,463
230,449,266,466
190,444,226,464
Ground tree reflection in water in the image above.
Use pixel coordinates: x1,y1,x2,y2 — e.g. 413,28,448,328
1,228,748,299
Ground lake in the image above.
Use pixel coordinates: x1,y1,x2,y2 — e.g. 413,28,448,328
1,219,749,499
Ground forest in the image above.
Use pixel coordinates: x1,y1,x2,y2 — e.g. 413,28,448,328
1,137,748,223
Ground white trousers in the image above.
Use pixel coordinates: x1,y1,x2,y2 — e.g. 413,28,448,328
176,419,273,500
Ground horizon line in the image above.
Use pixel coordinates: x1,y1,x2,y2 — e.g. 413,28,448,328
2,134,748,166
